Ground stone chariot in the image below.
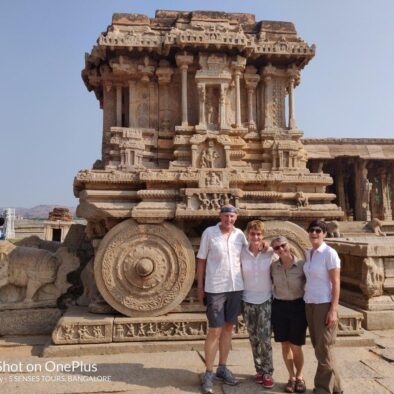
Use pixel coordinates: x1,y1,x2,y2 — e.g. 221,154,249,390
75,10,343,318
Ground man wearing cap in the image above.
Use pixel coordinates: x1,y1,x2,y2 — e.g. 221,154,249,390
196,204,247,394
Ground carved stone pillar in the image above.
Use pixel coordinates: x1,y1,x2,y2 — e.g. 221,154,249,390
231,56,246,128
128,81,136,128
263,75,273,129
116,84,122,127
355,160,371,221
191,145,198,168
156,61,174,133
234,69,242,127
260,79,265,130
335,160,346,216
288,77,297,130
197,83,206,128
219,84,229,130
224,146,231,168
378,168,392,220
391,164,394,220
244,67,260,131
175,53,194,127
102,81,115,164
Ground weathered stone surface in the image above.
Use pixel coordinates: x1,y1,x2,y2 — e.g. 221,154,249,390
0,308,62,335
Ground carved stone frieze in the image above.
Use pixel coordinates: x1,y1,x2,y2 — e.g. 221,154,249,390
75,169,140,184
52,308,113,344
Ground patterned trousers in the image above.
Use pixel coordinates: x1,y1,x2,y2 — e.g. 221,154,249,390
242,299,273,375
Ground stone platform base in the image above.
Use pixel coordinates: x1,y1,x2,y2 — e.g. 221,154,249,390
350,307,394,330
51,305,363,345
0,308,63,336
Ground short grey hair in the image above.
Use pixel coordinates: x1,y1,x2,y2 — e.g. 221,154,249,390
270,236,289,247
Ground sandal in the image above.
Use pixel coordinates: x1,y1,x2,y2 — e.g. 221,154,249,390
295,378,306,393
285,379,296,393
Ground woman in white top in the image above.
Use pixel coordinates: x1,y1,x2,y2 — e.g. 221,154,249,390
303,220,343,394
241,220,276,389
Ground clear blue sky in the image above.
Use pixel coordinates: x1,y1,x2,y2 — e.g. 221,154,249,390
1,0,393,207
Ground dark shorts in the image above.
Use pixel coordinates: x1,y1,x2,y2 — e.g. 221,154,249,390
272,298,308,346
205,291,243,328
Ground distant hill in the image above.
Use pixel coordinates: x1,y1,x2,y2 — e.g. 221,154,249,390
0,205,77,219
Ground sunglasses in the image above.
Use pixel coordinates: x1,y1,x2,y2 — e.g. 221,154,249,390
273,243,287,251
308,227,323,234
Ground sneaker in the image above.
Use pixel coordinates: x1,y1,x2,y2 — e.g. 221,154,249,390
215,365,238,385
201,371,215,394
262,373,274,389
255,374,264,384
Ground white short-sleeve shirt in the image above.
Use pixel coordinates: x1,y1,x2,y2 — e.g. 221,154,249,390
241,247,276,304
303,242,341,304
197,223,247,293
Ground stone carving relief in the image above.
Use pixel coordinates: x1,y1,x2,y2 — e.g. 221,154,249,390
197,192,233,210
0,240,79,309
53,319,112,344
205,172,222,187
360,257,384,298
200,140,219,168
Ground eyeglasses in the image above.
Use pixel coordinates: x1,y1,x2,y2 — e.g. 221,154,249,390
308,227,323,234
273,243,287,251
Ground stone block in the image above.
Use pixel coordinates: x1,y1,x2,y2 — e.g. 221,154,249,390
0,308,62,335
359,309,394,330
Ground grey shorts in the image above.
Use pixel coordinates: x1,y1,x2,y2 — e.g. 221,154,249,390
205,291,243,328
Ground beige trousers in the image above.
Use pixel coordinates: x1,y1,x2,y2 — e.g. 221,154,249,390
305,303,343,394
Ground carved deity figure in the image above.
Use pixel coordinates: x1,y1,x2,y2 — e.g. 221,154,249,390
78,326,90,339
93,326,103,338
211,193,221,210
200,141,219,168
125,323,135,337
198,193,211,210
206,172,221,187
63,325,74,340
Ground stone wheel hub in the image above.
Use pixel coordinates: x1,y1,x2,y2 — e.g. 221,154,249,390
94,219,195,317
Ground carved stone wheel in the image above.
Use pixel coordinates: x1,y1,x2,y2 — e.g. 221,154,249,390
94,219,195,317
263,221,309,260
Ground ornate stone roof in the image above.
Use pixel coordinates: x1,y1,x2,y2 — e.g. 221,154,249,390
303,138,394,160
82,10,315,99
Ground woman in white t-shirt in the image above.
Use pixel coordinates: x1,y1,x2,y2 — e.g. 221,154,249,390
303,220,343,394
241,220,277,389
